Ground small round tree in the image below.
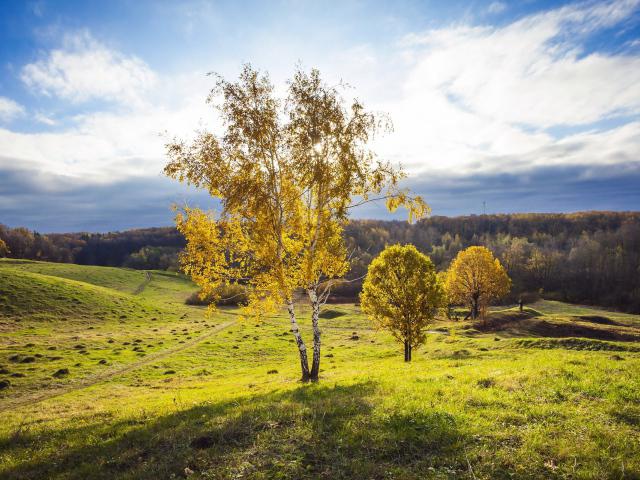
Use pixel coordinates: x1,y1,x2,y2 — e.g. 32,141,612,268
445,246,511,319
360,244,444,361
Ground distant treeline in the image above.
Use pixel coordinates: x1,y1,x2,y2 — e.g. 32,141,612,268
0,225,184,270
2,211,640,312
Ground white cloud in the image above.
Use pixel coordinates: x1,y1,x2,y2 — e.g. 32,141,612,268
368,0,640,176
3,0,640,195
0,97,25,122
401,0,640,128
21,31,156,106
34,112,57,126
487,2,506,14
0,71,216,181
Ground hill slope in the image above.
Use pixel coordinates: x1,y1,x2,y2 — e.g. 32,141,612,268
0,266,154,322
0,259,211,405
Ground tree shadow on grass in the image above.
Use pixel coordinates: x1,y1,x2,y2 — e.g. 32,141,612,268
464,311,640,342
2,381,466,479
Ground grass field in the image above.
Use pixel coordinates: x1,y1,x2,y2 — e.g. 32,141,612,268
1,259,639,479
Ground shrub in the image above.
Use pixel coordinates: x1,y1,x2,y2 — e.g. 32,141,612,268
186,283,250,307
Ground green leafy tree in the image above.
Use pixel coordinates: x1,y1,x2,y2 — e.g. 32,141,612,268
360,244,443,361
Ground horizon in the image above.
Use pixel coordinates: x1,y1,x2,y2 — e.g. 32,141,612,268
1,0,639,231
4,209,638,235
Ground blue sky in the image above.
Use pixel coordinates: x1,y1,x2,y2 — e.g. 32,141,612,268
0,0,639,232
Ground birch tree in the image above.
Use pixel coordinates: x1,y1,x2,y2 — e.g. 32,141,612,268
165,65,427,381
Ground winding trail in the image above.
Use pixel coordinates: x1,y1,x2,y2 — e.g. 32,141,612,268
0,316,237,413
133,271,152,295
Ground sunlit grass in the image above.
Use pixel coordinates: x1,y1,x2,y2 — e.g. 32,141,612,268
0,260,639,479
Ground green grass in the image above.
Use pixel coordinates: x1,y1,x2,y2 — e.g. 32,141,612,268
1,259,148,294
0,266,151,321
1,260,639,479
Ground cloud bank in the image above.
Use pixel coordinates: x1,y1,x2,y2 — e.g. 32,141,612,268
0,0,639,231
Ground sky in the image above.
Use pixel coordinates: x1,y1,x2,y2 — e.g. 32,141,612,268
0,0,639,232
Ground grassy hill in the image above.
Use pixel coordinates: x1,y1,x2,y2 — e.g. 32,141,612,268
0,260,639,479
1,259,196,305
0,265,154,321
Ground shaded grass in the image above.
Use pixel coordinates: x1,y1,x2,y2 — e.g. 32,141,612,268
471,304,640,342
516,337,640,352
0,381,465,480
0,267,152,322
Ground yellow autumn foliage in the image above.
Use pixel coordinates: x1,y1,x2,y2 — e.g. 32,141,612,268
165,65,428,380
361,244,444,361
445,246,511,319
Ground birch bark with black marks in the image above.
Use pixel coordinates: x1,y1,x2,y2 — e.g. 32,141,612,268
287,300,310,381
308,288,322,380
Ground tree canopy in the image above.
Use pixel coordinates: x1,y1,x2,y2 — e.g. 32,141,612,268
445,246,511,319
361,244,443,361
164,65,426,380
0,238,9,257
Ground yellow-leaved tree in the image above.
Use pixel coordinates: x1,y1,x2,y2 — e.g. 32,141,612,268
0,238,8,258
360,245,443,361
165,65,427,381
445,246,511,319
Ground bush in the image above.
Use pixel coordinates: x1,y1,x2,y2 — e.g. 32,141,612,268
123,246,180,271
186,283,250,307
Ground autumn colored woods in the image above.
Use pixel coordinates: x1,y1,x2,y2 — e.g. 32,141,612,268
164,65,427,381
2,213,639,312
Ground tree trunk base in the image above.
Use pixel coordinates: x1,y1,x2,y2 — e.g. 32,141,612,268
403,341,412,362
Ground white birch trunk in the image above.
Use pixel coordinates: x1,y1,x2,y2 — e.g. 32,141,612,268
308,288,322,380
287,300,310,380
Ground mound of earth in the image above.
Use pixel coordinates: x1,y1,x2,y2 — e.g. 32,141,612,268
319,309,347,319
475,309,640,342
573,315,621,326
516,337,640,352
474,309,538,331
526,319,640,341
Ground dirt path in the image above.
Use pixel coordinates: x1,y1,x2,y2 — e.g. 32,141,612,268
0,316,237,413
133,271,152,295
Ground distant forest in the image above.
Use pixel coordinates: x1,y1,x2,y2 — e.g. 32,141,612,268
2,211,640,312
